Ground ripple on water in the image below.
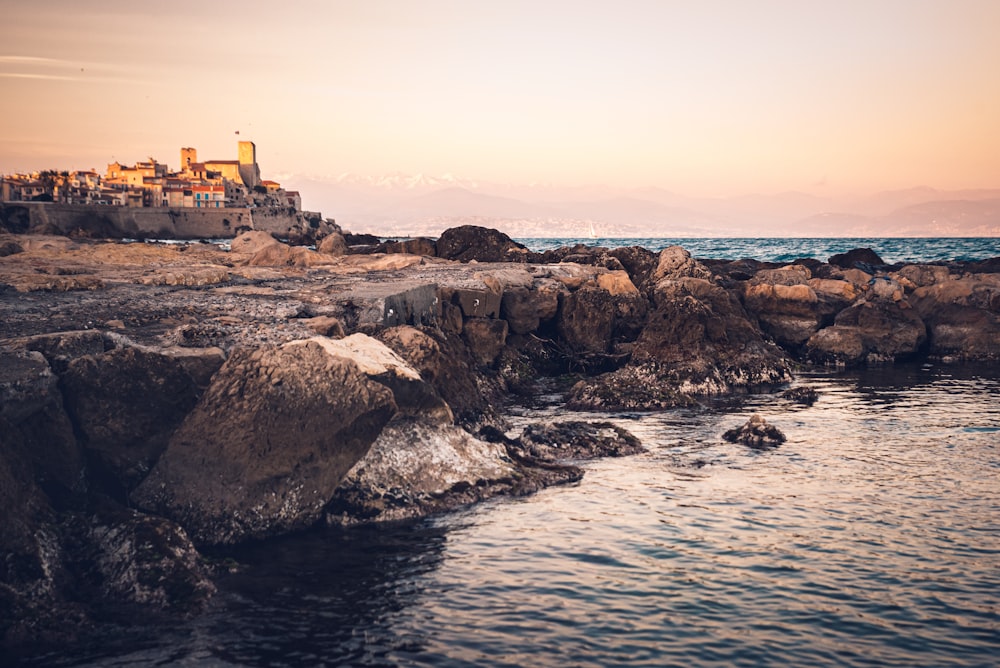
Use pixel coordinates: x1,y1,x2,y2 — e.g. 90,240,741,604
19,363,1000,667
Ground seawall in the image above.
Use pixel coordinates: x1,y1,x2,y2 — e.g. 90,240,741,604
0,202,321,240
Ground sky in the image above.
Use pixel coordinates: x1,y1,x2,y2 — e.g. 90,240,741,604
2,0,999,198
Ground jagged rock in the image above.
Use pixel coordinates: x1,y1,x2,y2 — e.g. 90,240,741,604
782,386,819,405
131,339,398,545
378,326,501,428
723,414,786,448
556,274,646,359
0,350,83,499
515,421,645,460
567,265,791,410
316,232,347,256
500,286,540,335
805,299,927,365
325,417,580,526
651,245,714,283
894,264,952,290
296,334,453,424
742,266,823,346
556,286,617,355
907,274,1000,360
462,317,509,367
607,246,660,293
60,345,212,496
565,364,698,411
436,225,533,263
64,505,215,616
828,247,885,271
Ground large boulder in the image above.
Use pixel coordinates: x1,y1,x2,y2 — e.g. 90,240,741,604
567,249,791,410
828,247,885,271
60,345,219,495
805,291,927,366
436,225,533,263
907,273,1000,360
0,350,83,500
378,326,502,428
555,272,646,360
131,338,399,545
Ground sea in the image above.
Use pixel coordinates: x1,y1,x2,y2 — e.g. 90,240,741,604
15,238,1000,667
518,236,1000,264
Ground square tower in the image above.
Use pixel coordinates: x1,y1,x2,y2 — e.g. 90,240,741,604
180,147,197,172
238,141,260,188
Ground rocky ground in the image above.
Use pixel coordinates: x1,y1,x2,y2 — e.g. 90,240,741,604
2,224,998,650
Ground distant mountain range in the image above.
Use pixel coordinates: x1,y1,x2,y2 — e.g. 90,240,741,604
278,173,1000,238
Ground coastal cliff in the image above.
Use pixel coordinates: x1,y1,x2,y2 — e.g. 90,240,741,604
1,224,998,648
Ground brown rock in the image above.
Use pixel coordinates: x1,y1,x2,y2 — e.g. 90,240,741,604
317,232,347,256
723,414,786,448
60,345,206,494
131,340,397,545
462,317,509,366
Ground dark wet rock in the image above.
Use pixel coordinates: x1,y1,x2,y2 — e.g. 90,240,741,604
515,421,645,460
912,302,1000,361
131,338,398,545
60,345,212,496
556,286,617,355
0,350,84,501
565,364,699,410
63,504,215,617
828,247,885,271
556,273,647,361
378,326,503,428
723,414,786,448
436,225,533,263
343,232,381,246
567,249,791,410
607,246,660,293
806,299,927,366
325,417,582,526
782,386,819,405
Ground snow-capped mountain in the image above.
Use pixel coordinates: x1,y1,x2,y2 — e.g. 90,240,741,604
277,172,1000,238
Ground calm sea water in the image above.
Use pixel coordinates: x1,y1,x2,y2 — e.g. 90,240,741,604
517,237,1000,264
24,363,1000,667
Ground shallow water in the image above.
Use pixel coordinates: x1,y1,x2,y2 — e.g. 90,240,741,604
25,362,1000,667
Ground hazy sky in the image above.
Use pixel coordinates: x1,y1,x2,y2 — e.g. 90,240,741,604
2,0,999,196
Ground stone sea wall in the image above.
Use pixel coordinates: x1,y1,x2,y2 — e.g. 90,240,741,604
0,202,332,242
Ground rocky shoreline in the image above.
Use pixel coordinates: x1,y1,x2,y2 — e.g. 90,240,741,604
2,224,998,650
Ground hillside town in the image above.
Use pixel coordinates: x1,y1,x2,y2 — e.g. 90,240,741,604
0,141,301,211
